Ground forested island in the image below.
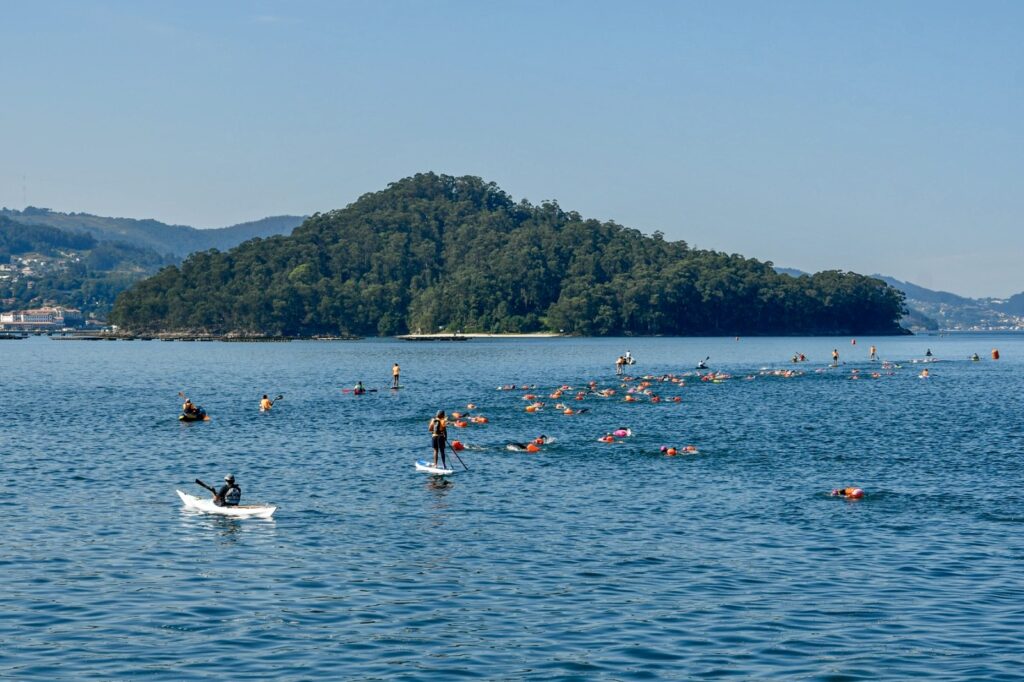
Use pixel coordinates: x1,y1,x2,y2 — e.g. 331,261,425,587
110,173,907,336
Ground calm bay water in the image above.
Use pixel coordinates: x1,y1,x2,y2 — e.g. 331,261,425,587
1,334,1023,680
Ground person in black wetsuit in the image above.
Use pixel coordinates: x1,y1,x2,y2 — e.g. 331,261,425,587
215,474,241,507
429,410,448,468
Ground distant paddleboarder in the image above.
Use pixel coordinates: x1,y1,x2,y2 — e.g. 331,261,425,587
392,363,400,388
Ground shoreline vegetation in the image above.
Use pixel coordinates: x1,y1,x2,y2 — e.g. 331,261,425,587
111,173,909,338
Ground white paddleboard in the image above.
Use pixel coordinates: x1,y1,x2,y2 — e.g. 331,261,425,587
415,459,454,475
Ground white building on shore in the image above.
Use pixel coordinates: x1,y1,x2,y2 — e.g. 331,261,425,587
0,306,84,330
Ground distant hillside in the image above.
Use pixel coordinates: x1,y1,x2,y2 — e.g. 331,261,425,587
111,173,908,336
0,215,176,316
993,292,1024,317
0,207,305,258
871,275,972,307
776,266,1023,331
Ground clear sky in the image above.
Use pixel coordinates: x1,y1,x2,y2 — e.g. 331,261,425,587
1,1,1021,297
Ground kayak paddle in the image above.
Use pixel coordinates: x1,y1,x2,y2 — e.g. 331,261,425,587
195,478,217,494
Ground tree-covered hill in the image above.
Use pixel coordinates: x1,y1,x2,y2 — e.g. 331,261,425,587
1,215,178,316
110,173,908,336
0,207,304,257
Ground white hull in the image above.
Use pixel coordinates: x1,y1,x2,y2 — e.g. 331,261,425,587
176,490,277,518
415,460,454,475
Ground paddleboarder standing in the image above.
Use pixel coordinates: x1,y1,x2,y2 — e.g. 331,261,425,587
392,363,400,388
429,410,448,469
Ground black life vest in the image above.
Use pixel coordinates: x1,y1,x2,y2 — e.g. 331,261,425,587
224,485,241,506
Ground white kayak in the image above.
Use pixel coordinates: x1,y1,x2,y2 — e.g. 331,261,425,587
176,490,277,518
415,459,454,475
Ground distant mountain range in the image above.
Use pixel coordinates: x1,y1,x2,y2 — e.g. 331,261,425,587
0,207,305,258
776,268,1024,331
1,208,305,317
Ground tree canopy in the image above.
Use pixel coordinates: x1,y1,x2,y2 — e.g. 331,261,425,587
110,173,907,336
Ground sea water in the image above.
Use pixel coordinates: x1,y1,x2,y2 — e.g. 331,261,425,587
1,334,1022,679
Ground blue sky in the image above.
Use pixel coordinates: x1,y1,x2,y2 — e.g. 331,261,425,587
1,1,1021,297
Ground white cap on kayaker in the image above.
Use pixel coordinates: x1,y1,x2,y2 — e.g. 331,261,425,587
225,474,235,482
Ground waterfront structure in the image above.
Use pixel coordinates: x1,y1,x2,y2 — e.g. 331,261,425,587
0,306,84,330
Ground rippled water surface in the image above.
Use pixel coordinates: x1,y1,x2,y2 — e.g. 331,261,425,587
2,334,1023,680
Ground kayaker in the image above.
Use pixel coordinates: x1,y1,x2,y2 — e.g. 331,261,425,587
429,410,448,469
353,381,366,395
215,474,241,507
392,363,400,388
259,394,273,410
182,398,199,416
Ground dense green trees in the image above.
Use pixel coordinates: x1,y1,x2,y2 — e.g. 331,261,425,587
0,216,176,314
110,173,907,336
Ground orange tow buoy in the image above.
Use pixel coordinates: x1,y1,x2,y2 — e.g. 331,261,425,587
526,443,540,453
992,348,1000,360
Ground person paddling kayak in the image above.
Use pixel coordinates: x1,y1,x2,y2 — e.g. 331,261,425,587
429,410,448,469
353,381,366,395
260,394,274,411
214,474,242,507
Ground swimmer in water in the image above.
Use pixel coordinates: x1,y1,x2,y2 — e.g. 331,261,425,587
831,487,864,499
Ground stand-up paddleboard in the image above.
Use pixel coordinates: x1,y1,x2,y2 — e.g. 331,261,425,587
415,459,454,475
